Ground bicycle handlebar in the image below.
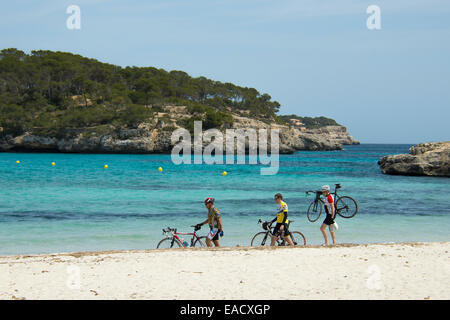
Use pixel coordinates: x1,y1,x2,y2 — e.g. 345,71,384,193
257,219,274,231
162,227,177,234
163,225,201,235
306,190,321,195
306,184,342,195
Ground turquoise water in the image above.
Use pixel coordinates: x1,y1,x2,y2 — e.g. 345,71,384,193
0,144,449,255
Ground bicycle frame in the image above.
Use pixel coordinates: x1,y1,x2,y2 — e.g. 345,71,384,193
162,228,202,247
308,184,341,210
256,220,290,246
331,184,341,206
306,184,357,221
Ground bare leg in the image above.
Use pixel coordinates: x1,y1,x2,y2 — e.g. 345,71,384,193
270,234,277,246
329,226,337,246
284,235,295,246
205,238,213,247
320,224,329,245
213,240,220,247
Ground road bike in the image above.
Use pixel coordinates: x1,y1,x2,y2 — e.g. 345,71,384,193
250,219,306,246
306,183,358,222
156,225,206,248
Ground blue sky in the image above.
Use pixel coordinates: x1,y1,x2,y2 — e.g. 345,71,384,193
1,0,449,143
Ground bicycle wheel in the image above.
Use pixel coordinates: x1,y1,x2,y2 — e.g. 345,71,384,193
336,196,358,218
307,200,322,222
157,237,182,249
251,232,272,246
288,231,306,246
193,236,207,247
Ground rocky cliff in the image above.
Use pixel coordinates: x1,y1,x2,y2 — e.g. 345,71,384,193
378,142,450,177
306,126,360,145
0,106,358,154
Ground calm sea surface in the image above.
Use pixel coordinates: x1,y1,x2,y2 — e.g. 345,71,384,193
0,144,448,255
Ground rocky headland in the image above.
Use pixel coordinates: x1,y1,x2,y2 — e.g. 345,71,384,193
0,106,358,154
378,142,450,177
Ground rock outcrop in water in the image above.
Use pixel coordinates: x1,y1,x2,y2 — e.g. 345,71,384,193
378,142,450,177
0,106,358,154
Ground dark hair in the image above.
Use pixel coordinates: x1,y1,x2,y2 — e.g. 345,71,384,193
274,193,283,200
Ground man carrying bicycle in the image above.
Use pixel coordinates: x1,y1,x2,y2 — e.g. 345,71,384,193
320,185,338,246
270,193,295,246
196,197,223,247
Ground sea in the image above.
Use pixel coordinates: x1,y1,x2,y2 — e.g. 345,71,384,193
0,144,448,255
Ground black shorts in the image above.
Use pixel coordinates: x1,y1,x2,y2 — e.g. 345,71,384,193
323,214,335,225
208,228,220,241
273,223,290,237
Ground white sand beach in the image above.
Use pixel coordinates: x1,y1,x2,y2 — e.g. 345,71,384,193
0,242,448,300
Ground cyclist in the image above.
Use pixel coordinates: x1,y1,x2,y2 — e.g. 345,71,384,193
196,197,223,247
320,185,338,246
270,193,294,246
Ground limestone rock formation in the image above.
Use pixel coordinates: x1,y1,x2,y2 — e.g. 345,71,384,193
0,106,358,154
378,142,450,177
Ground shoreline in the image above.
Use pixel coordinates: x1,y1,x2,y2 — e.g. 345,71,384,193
1,241,448,300
0,240,447,259
0,146,351,155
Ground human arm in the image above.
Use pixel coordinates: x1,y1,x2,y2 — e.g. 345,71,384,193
217,216,223,232
196,219,209,228
217,216,224,236
331,202,335,219
279,203,288,229
279,213,288,230
327,195,335,219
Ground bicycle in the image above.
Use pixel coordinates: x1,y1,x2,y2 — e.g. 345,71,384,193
306,183,358,222
250,219,306,246
156,225,207,248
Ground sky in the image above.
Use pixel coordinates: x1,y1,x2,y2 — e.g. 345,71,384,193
0,0,449,144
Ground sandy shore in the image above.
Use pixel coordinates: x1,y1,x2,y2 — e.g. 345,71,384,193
0,242,448,300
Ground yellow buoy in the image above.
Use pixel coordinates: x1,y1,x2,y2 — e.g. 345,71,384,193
158,167,163,172
51,162,55,166
16,160,20,164
104,164,108,169
222,171,227,176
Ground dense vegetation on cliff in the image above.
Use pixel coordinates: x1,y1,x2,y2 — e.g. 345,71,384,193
0,49,284,137
279,114,340,129
0,48,339,139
